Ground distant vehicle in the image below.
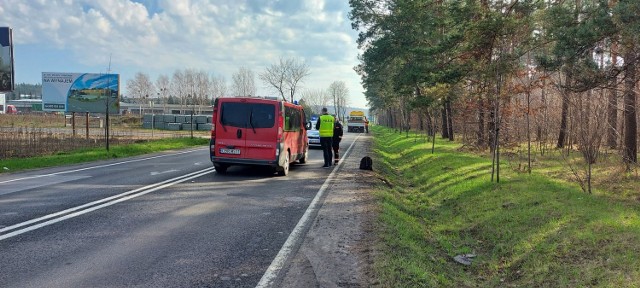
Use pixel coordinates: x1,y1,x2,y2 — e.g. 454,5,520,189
347,110,366,133
5,104,17,114
209,96,311,176
307,128,321,148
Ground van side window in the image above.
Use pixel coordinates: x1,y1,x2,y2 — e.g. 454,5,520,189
284,106,301,132
221,102,275,128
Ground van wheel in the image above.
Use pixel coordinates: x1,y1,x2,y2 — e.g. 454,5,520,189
299,148,308,164
214,164,228,174
278,153,290,176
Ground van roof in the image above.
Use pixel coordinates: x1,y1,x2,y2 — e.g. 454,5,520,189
224,96,279,100
216,97,302,107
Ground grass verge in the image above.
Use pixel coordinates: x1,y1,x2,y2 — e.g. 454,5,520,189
371,126,640,287
0,137,209,173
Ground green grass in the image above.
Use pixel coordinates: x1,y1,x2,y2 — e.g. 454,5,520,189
0,137,209,173
371,126,640,287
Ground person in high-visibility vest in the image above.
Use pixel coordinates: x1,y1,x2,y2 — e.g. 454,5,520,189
315,107,335,168
365,116,369,133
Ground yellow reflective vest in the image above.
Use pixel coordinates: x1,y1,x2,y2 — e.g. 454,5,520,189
319,114,335,137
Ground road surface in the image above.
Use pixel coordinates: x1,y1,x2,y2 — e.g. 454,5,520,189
0,133,360,287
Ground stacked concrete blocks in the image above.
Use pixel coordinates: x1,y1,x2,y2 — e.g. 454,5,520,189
142,114,213,131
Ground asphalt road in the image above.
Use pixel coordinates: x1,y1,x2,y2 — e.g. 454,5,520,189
0,134,357,288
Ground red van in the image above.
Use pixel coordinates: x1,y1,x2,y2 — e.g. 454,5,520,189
209,97,311,176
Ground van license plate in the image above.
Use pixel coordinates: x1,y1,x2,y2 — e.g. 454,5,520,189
220,148,240,155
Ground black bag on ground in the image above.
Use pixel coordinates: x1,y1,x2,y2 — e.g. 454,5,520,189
359,156,373,170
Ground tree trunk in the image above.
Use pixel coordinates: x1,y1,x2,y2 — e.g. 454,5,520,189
426,110,433,136
622,49,637,165
557,72,571,149
441,106,448,138
446,99,454,141
607,85,618,149
607,41,618,149
527,90,532,173
477,96,485,148
488,96,497,153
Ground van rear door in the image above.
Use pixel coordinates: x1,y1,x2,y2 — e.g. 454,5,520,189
215,100,278,161
244,102,277,160
216,101,249,159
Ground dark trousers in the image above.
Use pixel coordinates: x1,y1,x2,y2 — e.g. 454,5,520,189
332,141,340,163
320,137,333,166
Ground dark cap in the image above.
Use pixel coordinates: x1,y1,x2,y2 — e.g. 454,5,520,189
322,107,328,112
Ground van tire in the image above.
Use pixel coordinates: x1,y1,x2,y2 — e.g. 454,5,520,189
278,153,290,176
299,148,308,164
214,164,228,174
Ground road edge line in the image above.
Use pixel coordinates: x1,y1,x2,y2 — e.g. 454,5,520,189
256,134,361,288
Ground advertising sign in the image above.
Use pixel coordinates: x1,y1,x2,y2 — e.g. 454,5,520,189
0,27,14,92
42,72,120,113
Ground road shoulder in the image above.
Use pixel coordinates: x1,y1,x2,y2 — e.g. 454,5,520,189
280,133,378,287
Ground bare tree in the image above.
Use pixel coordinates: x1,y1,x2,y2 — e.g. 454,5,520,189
184,69,198,113
126,72,154,106
286,58,310,102
210,74,227,101
301,88,330,115
338,90,349,121
232,67,256,97
259,57,310,102
171,70,187,113
194,70,210,113
562,89,608,194
259,59,287,100
155,74,170,111
328,81,349,117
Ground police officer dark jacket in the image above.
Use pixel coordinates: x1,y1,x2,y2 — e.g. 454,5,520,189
333,120,343,144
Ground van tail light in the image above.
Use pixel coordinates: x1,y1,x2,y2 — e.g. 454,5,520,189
277,115,284,142
211,103,217,154
210,122,216,155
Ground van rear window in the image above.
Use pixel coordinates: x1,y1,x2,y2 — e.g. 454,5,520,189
220,102,275,129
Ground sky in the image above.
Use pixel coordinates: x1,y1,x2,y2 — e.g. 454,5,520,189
0,0,368,109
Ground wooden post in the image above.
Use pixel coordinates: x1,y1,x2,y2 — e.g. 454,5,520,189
86,112,90,139
72,112,76,136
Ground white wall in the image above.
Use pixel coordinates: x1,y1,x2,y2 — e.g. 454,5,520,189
0,93,5,113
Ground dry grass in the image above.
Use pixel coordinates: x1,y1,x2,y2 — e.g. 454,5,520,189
0,114,208,159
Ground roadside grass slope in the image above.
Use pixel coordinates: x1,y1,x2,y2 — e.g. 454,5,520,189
371,126,640,287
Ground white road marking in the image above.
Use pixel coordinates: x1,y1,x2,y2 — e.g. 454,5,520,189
150,169,180,176
256,134,361,288
0,167,215,241
0,175,91,196
0,148,206,185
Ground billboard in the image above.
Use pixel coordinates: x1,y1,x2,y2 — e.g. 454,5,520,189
0,27,14,92
42,72,120,113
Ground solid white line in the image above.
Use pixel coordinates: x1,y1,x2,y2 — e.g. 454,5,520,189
0,148,206,185
0,167,215,240
255,134,361,288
